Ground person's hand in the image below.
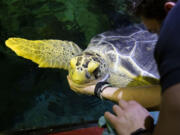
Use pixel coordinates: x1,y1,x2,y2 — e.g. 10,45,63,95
67,76,95,95
104,100,154,135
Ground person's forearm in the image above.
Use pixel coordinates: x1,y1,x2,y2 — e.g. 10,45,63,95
101,85,161,109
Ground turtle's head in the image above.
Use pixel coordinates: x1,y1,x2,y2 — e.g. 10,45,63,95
68,52,109,84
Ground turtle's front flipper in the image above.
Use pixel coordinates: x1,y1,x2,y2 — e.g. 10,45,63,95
5,38,82,70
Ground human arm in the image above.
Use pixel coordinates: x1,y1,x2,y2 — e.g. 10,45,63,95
67,76,161,109
101,85,161,109
104,84,180,135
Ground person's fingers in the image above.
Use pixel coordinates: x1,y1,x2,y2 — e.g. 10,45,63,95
67,76,78,91
128,100,138,105
118,99,129,109
113,105,124,116
67,76,70,80
67,76,72,85
104,112,117,127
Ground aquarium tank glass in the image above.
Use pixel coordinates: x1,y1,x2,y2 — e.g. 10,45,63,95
0,0,137,133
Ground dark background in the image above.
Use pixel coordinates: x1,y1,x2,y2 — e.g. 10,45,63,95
0,0,136,131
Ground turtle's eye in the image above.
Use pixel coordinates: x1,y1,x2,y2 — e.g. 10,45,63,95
85,72,91,79
93,67,99,79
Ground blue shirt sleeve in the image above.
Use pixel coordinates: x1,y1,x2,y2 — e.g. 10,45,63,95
154,0,180,93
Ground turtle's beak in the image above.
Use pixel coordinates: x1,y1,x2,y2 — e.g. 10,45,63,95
70,57,77,69
70,70,87,84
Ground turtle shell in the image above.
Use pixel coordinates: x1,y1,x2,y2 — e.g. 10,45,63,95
86,24,159,82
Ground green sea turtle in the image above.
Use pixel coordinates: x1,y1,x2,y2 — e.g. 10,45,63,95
5,24,159,88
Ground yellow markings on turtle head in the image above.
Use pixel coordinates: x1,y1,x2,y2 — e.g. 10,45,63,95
87,60,100,73
70,57,77,69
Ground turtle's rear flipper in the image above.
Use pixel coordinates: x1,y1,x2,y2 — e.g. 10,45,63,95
5,38,82,70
